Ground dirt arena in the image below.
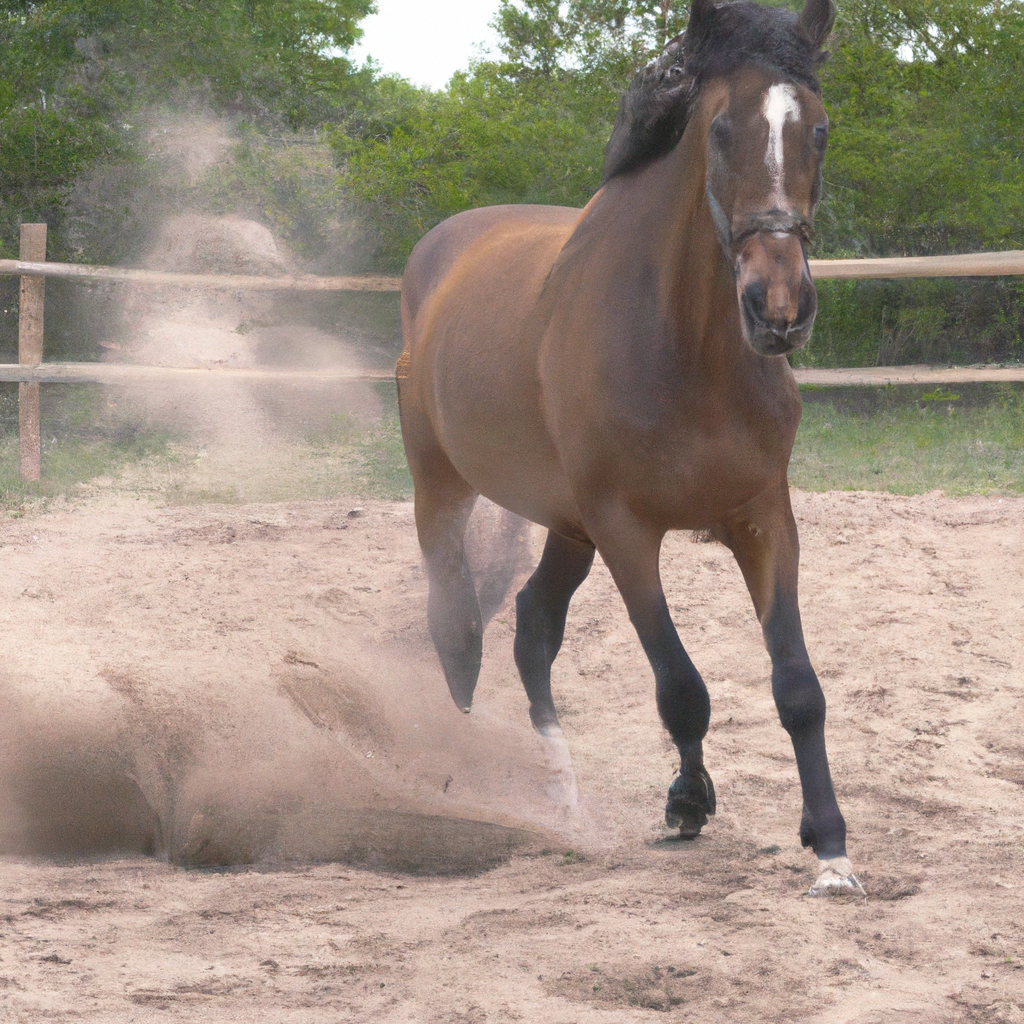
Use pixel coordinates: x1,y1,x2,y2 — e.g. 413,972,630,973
1,487,1022,1023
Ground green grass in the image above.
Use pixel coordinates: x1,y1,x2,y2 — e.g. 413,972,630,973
320,383,1024,500
791,385,1024,494
0,384,179,511
304,382,412,500
2,381,1020,508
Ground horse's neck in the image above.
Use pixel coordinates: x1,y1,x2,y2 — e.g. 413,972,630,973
605,135,738,367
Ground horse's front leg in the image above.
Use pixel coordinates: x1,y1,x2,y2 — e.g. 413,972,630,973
719,483,862,895
586,509,716,838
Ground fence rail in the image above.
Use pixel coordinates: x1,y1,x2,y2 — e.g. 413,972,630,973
5,251,1024,288
0,363,397,384
809,250,1024,280
0,258,402,292
4,225,1024,481
2,362,1023,386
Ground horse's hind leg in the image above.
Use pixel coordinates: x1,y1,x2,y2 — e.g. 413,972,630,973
401,407,482,712
719,483,860,894
513,530,595,734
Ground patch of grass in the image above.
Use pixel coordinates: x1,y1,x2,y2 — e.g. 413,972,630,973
304,382,412,500
0,384,179,510
791,385,1024,495
345,419,413,499
20,378,1022,509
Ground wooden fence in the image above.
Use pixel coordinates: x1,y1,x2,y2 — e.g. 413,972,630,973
3,222,1024,480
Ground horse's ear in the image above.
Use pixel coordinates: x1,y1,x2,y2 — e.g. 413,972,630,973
797,0,836,49
664,31,685,56
688,0,716,32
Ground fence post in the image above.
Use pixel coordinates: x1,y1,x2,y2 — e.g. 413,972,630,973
18,223,46,481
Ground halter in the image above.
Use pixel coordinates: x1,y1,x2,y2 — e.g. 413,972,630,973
706,186,815,268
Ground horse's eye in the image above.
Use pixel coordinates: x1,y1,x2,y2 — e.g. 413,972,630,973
710,115,732,148
813,124,829,150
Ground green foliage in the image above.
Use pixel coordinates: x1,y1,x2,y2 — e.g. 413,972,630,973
199,126,361,270
796,276,1024,367
819,0,1024,257
3,0,1024,368
0,0,374,259
493,0,687,77
0,96,128,258
333,68,611,268
804,0,1024,365
337,0,1024,364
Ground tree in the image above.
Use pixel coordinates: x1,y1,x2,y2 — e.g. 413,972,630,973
334,0,691,269
807,0,1024,366
493,0,687,77
0,0,375,258
819,0,1024,257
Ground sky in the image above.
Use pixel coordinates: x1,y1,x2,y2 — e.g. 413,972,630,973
350,0,504,90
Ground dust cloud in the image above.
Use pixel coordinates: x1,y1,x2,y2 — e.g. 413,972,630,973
106,130,376,496
0,634,571,871
1,114,567,873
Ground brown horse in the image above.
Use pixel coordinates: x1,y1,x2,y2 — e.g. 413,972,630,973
398,0,861,894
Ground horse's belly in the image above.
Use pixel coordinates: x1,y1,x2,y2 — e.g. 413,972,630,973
433,346,582,533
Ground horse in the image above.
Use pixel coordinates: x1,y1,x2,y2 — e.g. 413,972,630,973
397,0,861,895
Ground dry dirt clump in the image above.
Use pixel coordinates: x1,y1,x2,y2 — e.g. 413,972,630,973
0,489,1022,1022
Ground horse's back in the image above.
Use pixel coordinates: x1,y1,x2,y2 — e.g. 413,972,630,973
401,205,580,326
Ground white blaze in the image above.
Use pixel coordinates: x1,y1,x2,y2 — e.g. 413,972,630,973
763,83,801,205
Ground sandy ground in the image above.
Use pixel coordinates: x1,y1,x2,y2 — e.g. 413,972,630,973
0,488,1022,1023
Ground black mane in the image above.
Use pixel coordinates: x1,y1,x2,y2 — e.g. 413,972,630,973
602,1,833,184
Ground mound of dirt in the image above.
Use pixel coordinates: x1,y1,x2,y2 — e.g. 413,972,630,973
145,214,290,277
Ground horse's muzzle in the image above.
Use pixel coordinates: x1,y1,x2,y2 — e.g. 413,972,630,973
735,232,817,357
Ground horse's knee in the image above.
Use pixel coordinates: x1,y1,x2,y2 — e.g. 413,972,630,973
772,659,826,735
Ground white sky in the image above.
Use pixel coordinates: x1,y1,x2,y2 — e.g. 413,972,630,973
350,0,503,90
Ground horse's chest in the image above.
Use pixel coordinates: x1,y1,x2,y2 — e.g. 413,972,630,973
556,372,800,527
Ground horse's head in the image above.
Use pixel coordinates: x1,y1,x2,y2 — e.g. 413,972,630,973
695,0,834,356
604,0,835,358
704,64,829,356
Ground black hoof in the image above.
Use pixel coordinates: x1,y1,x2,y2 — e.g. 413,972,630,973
665,767,716,838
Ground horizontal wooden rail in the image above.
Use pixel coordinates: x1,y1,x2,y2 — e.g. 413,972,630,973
2,362,1023,386
0,363,397,383
793,365,1024,385
808,250,1024,280
4,250,1024,290
0,259,402,292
